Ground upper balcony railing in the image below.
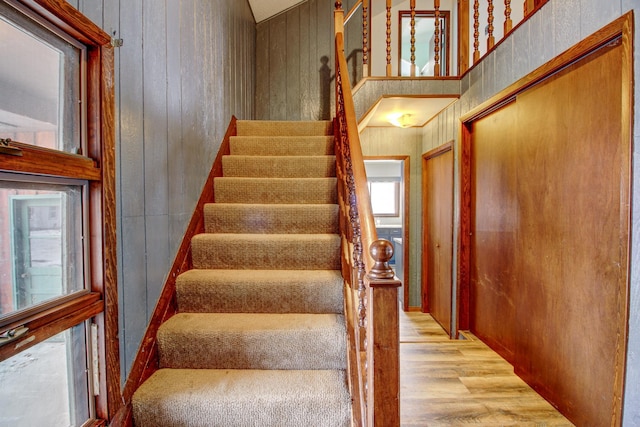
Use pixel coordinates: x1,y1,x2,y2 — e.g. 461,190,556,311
341,0,549,85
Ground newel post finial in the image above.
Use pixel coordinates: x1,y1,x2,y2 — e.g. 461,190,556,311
335,1,343,11
368,239,395,279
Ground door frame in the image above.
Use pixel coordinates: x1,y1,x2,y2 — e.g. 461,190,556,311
364,155,410,311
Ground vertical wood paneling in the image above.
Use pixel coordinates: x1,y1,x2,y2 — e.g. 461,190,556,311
286,8,300,120
117,0,145,377
256,0,334,121
72,0,256,379
269,13,287,120
298,1,311,120
79,0,103,28
119,0,144,218
167,0,185,253
255,22,270,119
142,0,173,362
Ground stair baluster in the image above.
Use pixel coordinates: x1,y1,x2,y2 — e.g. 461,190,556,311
434,0,442,77
410,0,416,76
487,0,495,49
473,0,480,62
504,0,513,33
386,0,392,76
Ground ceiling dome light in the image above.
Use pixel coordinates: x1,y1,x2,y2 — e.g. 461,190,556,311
389,113,416,128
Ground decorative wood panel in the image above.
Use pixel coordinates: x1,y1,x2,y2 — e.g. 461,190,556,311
464,31,630,426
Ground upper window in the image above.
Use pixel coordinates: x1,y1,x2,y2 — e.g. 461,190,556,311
0,1,84,154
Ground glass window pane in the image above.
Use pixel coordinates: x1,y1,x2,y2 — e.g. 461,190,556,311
370,181,399,216
0,1,82,153
0,323,92,426
0,179,85,318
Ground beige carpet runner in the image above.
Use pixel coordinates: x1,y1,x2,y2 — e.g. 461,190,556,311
132,120,351,427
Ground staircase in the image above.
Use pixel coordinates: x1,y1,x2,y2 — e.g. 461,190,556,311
132,120,352,427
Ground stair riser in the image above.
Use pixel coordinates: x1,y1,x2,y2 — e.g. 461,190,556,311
222,155,336,178
158,321,346,370
236,120,333,136
176,274,344,314
214,178,337,204
230,136,334,156
191,235,341,270
204,204,339,234
132,369,351,427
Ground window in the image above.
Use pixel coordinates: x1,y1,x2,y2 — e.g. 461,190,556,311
0,1,84,153
0,0,117,424
398,10,450,76
369,180,400,217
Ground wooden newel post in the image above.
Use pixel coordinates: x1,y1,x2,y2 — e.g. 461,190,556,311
366,239,401,426
335,1,344,35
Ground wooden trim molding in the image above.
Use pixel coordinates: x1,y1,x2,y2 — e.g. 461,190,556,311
4,0,119,422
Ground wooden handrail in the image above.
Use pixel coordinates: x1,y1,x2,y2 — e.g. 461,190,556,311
335,8,401,422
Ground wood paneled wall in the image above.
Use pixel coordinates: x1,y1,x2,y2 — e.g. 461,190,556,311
466,37,628,426
68,0,256,381
255,0,362,121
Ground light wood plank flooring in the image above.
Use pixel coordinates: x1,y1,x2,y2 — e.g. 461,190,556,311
400,310,574,426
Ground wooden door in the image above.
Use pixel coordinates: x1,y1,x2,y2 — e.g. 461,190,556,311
422,143,453,335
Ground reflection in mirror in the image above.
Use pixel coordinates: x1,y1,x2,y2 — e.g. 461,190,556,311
398,10,450,76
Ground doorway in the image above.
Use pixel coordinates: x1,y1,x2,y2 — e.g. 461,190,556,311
421,143,454,336
364,157,410,310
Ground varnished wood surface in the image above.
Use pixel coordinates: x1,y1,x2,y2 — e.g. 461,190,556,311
400,311,574,426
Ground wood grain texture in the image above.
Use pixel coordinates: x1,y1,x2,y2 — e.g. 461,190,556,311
422,143,453,336
400,311,574,427
461,28,630,426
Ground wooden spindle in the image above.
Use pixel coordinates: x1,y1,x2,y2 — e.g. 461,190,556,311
487,0,495,50
363,0,369,77
410,0,416,76
434,0,441,77
386,0,392,76
504,0,512,33
473,0,480,62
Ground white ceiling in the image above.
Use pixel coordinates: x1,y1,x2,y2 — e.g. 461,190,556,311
249,0,304,23
358,96,458,130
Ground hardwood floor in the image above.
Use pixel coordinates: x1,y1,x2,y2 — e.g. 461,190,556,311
400,310,574,426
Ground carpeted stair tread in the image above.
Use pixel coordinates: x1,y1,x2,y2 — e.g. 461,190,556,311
236,119,333,136
132,368,351,427
204,203,339,234
222,155,336,177
176,269,344,313
214,177,337,204
230,136,334,156
191,233,341,270
157,312,346,370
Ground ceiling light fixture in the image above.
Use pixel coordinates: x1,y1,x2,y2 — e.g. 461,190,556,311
388,113,416,128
